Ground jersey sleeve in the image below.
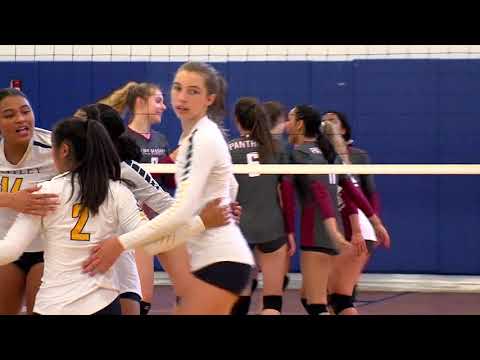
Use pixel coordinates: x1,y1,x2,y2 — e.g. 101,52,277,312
357,151,381,214
116,183,206,254
339,176,375,218
119,129,218,250
280,176,296,233
122,161,175,214
142,216,205,255
0,213,41,265
310,180,337,220
229,173,239,201
0,174,51,265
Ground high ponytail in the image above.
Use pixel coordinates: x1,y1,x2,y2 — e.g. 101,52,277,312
97,81,139,114
75,103,141,162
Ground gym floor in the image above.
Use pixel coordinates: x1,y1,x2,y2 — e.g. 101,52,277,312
149,286,480,315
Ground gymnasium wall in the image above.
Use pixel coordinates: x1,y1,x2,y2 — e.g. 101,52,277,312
1,45,479,275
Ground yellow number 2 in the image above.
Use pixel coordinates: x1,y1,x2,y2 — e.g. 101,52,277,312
71,204,90,241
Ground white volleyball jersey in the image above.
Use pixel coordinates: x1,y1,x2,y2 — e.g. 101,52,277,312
119,116,254,271
0,172,146,314
0,128,57,252
0,170,208,314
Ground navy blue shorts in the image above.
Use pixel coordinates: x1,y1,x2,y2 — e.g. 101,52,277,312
249,236,287,254
13,252,44,274
193,261,253,295
93,297,122,315
119,292,142,303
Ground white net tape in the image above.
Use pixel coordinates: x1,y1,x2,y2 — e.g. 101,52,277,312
141,164,480,175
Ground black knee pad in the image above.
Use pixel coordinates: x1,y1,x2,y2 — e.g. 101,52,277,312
231,296,251,315
307,304,329,315
329,293,354,315
283,275,290,291
140,301,151,315
263,295,282,313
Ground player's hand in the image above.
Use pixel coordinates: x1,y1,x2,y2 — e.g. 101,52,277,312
230,202,242,224
351,231,368,256
82,237,124,275
199,198,231,229
10,185,60,216
332,230,352,253
169,148,179,162
287,233,296,257
374,223,391,249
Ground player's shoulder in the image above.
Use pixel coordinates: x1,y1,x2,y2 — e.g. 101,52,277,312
109,178,133,194
349,145,370,162
32,128,52,148
189,119,226,150
37,171,69,193
33,128,52,149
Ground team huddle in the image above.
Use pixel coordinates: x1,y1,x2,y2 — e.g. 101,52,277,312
0,61,390,315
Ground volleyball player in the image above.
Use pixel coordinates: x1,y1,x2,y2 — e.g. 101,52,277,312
263,100,292,291
0,116,218,315
75,103,233,314
322,110,390,315
228,97,295,315
0,88,60,314
285,105,389,315
83,62,255,315
97,82,175,310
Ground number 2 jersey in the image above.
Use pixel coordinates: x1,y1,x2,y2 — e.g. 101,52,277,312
0,171,204,315
0,128,57,253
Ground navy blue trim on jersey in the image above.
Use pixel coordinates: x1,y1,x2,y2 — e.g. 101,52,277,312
124,160,162,190
181,129,197,182
33,141,52,149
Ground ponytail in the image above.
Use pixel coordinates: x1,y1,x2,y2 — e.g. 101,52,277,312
235,97,277,162
52,117,121,215
97,81,139,114
294,105,338,164
76,103,142,162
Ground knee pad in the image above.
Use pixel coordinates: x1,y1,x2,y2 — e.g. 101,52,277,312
140,301,151,316
263,295,283,313
231,296,251,315
329,293,354,315
307,304,329,315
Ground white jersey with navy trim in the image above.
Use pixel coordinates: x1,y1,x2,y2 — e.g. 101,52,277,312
0,172,147,314
0,128,56,253
121,160,174,214
120,159,207,256
0,171,204,314
119,116,254,271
